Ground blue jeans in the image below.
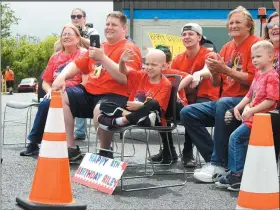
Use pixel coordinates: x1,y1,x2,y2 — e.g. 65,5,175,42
180,97,243,165
74,118,86,138
228,123,250,174
28,98,50,144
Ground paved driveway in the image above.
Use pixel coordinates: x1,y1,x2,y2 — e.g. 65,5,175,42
1,93,238,210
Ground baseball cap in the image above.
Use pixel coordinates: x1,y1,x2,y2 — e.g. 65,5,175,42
181,23,203,36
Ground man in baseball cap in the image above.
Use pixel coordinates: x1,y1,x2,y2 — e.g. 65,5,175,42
181,23,206,44
148,22,220,167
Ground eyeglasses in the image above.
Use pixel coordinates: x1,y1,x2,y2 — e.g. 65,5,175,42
71,15,83,19
267,22,280,29
62,33,76,37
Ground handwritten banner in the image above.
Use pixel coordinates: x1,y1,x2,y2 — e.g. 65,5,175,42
72,153,127,195
148,32,185,58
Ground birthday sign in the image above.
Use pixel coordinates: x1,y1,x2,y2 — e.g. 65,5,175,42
148,32,185,58
72,153,127,195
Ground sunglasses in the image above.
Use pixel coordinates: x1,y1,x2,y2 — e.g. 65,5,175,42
71,15,83,19
267,22,280,29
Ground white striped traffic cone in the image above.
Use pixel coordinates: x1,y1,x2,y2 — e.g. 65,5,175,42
16,91,87,210
236,113,279,209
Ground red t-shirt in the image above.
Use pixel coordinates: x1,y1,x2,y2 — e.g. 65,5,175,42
42,49,86,87
128,70,171,112
171,46,220,101
244,69,279,128
219,35,261,97
74,39,142,97
163,68,188,106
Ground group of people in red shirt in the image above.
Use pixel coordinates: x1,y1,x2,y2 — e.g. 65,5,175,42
20,3,279,192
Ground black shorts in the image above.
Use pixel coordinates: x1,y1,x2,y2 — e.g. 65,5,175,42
66,84,128,118
6,80,14,88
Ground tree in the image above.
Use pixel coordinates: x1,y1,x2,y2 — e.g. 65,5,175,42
1,3,20,38
1,35,58,85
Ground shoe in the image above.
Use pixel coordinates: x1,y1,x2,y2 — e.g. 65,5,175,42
68,145,83,162
20,143,39,156
98,114,116,127
182,152,197,168
148,149,163,162
212,168,230,182
99,148,113,159
215,172,242,191
193,163,226,183
148,112,156,127
161,148,178,164
74,134,86,140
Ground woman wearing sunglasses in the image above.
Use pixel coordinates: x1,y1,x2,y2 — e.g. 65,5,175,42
20,24,87,156
264,11,280,161
54,8,99,140
54,8,99,51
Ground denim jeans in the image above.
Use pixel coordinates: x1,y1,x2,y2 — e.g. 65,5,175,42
228,123,251,174
180,97,243,165
74,118,86,138
28,98,50,144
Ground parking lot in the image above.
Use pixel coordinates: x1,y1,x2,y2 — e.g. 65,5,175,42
1,93,238,210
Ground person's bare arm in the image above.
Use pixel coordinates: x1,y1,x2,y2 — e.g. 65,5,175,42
42,81,52,93
249,99,275,115
210,73,222,87
233,96,250,120
196,64,212,79
52,62,81,90
88,46,127,84
222,66,250,85
81,37,90,49
206,55,250,85
235,96,250,111
53,39,62,53
42,80,52,98
178,74,193,91
99,54,127,84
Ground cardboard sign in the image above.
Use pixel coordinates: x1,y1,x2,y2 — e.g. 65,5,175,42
148,32,185,58
72,153,127,195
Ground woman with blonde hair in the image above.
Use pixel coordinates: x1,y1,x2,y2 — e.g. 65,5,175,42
20,24,87,158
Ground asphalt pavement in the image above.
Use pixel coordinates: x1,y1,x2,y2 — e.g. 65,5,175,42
1,92,238,210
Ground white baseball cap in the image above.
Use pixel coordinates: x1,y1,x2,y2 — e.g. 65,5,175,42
181,23,203,36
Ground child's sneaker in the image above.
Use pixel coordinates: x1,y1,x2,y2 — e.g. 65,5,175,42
215,172,242,191
98,114,116,127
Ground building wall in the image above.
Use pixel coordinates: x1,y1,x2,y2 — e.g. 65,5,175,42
123,9,275,57
117,0,274,10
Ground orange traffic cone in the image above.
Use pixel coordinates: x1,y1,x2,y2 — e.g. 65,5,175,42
236,113,279,209
16,91,87,210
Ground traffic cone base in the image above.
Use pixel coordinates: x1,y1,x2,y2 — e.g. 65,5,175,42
236,191,279,209
16,197,87,210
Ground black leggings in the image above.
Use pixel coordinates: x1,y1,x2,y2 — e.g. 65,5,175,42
126,99,160,125
269,112,280,160
160,97,211,154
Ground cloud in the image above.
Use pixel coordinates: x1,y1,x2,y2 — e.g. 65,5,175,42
8,1,113,41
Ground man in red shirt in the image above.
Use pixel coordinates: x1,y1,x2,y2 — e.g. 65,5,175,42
52,11,142,161
180,6,261,182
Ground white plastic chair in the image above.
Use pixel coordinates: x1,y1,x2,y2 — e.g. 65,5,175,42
2,101,39,146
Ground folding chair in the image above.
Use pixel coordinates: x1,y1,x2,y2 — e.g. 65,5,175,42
95,74,187,191
2,101,39,146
